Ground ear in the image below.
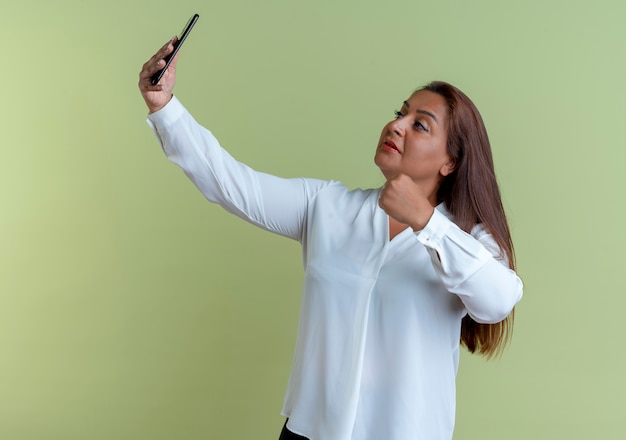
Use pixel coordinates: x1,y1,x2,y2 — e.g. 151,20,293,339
439,157,456,177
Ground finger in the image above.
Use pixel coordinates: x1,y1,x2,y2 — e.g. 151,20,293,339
140,38,176,77
138,64,166,90
161,36,177,50
139,59,167,83
139,81,164,93
139,59,161,82
144,51,179,86
154,36,176,60
139,49,177,87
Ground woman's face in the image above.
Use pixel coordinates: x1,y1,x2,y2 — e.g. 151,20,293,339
374,90,454,190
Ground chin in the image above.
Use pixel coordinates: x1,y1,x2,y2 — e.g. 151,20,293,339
374,154,391,174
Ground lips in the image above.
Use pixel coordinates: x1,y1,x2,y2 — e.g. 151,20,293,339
382,139,400,153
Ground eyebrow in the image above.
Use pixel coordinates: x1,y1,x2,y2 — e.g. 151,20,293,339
403,100,439,124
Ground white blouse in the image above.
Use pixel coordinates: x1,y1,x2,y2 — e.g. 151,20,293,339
147,97,523,440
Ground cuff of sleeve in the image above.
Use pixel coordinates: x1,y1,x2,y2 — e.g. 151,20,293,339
415,208,495,288
146,95,186,130
415,208,453,248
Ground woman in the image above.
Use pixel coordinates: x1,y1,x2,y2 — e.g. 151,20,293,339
139,39,523,440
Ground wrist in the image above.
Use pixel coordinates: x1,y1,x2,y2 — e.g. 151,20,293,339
410,205,435,231
148,93,174,114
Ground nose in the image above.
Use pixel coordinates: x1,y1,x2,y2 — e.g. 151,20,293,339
388,117,406,137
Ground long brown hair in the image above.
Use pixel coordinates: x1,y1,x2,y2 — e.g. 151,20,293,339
419,81,516,358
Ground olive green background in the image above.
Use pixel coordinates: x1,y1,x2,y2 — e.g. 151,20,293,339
2,0,624,438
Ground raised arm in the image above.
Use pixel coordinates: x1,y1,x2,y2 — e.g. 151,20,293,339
139,40,332,241
149,98,333,240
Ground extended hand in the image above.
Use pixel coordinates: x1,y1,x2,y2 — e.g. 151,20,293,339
138,37,179,113
378,174,435,231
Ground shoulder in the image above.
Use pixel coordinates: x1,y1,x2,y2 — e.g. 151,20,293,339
312,182,380,204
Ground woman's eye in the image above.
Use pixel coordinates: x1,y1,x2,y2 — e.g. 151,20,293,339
393,110,428,132
414,121,429,132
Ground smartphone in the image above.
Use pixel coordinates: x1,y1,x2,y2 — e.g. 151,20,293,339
151,13,199,85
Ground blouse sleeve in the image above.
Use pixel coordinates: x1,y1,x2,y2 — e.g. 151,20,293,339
415,208,523,324
147,96,331,242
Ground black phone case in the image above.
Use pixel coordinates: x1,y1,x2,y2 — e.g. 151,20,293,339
150,14,199,86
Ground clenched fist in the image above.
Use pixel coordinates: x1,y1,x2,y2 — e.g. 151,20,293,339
378,174,435,231
138,37,179,113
